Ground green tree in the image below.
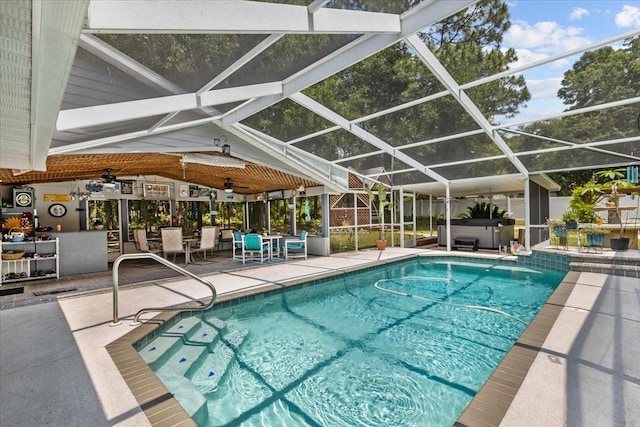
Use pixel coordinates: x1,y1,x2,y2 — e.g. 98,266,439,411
246,0,529,175
515,36,640,187
558,38,640,109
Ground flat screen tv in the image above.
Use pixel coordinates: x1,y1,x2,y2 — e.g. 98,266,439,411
267,190,284,200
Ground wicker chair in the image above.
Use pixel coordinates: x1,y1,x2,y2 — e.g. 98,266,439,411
189,226,219,261
133,229,162,254
218,228,233,252
161,227,186,264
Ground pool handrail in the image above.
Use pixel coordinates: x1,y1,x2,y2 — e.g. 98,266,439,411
110,253,217,326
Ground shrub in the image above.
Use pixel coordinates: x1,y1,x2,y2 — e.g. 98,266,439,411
460,202,506,219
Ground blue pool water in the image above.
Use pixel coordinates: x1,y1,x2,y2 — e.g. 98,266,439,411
138,257,564,426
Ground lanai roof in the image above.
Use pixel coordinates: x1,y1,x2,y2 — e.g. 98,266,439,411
1,0,639,196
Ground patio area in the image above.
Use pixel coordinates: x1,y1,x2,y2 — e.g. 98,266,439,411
1,246,638,426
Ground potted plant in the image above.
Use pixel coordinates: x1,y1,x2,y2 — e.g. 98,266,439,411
596,169,629,222
582,225,608,248
365,182,393,250
597,168,639,250
568,186,598,224
546,218,566,237
92,218,104,230
561,210,579,230
610,211,632,251
595,168,629,193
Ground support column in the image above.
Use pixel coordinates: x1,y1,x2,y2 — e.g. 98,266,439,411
321,194,329,238
445,185,451,252
399,187,404,248
524,178,531,251
429,194,433,236
289,197,297,236
353,193,358,250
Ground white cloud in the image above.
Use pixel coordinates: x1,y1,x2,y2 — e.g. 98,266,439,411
508,48,547,69
570,7,589,21
615,5,640,27
526,78,563,100
505,21,591,55
508,48,572,70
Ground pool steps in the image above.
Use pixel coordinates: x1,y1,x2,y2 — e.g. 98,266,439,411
569,256,640,278
532,246,640,278
186,325,248,391
138,316,248,423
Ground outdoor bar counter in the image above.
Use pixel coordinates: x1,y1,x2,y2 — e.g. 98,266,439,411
48,231,108,276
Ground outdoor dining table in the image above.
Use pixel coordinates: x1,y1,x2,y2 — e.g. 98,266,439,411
183,237,200,264
261,234,282,260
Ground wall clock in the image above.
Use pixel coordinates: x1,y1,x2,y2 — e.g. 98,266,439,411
48,203,67,218
15,191,33,207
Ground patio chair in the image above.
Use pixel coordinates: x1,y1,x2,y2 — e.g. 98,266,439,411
161,227,186,264
232,230,244,261
241,233,270,264
219,228,234,252
189,226,219,261
283,230,308,260
133,229,163,254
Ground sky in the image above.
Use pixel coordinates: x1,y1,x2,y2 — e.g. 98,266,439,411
498,0,640,124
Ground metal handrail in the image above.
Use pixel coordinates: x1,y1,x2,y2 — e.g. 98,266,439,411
110,253,217,326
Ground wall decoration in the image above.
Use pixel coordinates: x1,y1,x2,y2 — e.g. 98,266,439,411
14,189,34,207
48,203,67,218
120,180,134,194
143,183,171,198
44,194,71,202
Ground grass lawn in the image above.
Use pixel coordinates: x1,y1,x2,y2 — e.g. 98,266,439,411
330,228,435,252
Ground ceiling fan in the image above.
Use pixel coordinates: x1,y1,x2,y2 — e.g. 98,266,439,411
85,168,117,192
223,177,248,193
86,168,118,190
101,168,117,183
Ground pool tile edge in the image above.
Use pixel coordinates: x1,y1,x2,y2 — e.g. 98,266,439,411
454,272,577,427
105,312,197,427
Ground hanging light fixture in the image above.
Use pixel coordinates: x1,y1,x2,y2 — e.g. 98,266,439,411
69,181,90,200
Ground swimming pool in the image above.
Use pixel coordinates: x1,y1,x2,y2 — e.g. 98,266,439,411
138,257,564,426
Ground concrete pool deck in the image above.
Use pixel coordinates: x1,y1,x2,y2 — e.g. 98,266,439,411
1,247,638,426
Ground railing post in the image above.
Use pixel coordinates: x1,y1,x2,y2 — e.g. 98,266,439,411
110,256,124,326
109,253,217,327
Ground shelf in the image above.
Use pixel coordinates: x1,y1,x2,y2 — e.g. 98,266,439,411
601,187,640,196
595,206,636,211
1,238,59,285
1,273,57,284
2,256,57,263
2,239,57,244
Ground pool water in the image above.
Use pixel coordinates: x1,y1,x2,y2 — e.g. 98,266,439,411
138,258,564,426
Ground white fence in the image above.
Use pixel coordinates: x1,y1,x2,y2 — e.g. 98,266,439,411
410,196,640,223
